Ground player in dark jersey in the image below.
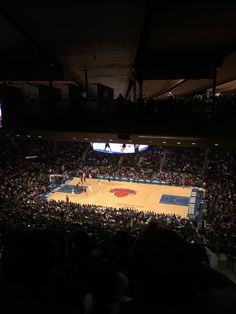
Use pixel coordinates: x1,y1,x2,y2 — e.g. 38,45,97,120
121,143,126,152
104,143,111,151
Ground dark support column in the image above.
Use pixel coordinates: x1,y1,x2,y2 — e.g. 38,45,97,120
133,80,136,103
139,79,143,100
204,148,210,169
212,66,217,110
53,141,57,155
85,69,89,101
49,80,54,108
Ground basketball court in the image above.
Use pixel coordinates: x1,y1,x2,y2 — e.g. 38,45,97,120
47,178,192,218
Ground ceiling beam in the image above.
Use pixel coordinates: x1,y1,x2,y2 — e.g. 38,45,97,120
152,79,187,97
125,0,156,98
0,0,84,86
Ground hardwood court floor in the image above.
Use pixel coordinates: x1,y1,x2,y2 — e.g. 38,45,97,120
47,178,192,218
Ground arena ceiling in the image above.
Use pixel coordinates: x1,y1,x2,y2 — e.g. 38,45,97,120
1,0,236,98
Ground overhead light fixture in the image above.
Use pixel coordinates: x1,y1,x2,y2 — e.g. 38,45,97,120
38,135,42,138
16,134,20,137
72,137,76,140
162,141,167,144
214,143,219,146
84,137,88,140
138,135,161,139
27,135,31,138
177,142,181,145
192,142,196,145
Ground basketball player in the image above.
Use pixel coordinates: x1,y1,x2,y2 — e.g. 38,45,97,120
104,143,111,151
66,195,69,202
72,188,75,194
121,143,126,152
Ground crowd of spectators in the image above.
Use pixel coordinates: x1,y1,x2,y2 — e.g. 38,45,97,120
1,139,235,226
0,138,236,313
200,148,236,256
86,148,120,167
162,147,205,174
121,146,163,169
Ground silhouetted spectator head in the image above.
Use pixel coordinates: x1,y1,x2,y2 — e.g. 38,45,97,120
113,230,130,249
90,258,120,299
1,229,56,287
70,230,91,262
129,224,199,308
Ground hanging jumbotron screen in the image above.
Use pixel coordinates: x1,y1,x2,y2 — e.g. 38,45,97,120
91,143,149,154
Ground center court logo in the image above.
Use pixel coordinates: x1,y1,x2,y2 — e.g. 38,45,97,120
110,188,136,197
